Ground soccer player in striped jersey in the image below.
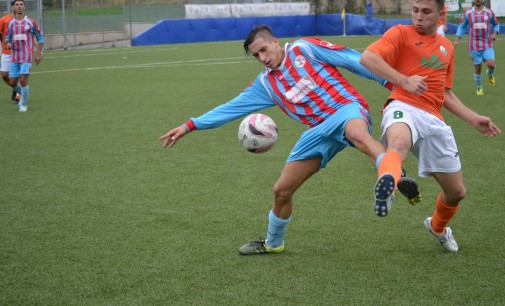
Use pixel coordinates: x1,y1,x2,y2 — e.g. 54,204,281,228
160,25,418,255
361,0,501,252
5,0,44,112
454,0,499,95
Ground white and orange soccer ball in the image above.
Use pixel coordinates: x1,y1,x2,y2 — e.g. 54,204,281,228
238,113,278,153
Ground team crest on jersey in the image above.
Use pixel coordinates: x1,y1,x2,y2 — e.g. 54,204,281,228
440,45,447,55
25,25,31,31
320,41,335,48
294,55,306,68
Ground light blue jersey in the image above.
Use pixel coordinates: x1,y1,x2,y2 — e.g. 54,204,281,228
184,38,389,132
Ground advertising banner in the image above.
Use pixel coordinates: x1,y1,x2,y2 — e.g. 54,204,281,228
185,3,310,19
185,4,231,19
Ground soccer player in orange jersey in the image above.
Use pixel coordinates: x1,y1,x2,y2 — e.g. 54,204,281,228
360,0,501,252
0,4,20,103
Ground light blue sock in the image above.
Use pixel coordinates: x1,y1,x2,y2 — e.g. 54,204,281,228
487,66,495,76
266,209,291,248
375,152,385,170
13,83,21,94
20,85,29,107
474,73,482,88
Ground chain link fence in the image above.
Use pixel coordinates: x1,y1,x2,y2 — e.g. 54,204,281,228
1,0,471,49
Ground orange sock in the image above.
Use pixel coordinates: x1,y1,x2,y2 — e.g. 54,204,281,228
377,151,402,186
431,193,460,234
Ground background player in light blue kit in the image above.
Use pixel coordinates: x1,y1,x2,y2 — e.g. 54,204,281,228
160,25,418,255
453,0,499,95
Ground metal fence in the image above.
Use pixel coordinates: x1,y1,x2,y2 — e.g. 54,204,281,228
0,0,469,49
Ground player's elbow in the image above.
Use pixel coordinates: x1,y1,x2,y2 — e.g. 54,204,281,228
359,50,373,67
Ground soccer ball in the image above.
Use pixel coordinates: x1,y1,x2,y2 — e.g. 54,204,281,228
238,113,278,153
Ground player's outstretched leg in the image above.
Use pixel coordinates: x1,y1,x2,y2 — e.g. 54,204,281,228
423,217,458,252
239,240,284,255
374,173,395,217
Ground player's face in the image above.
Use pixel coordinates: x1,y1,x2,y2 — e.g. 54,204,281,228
248,35,284,69
411,0,439,35
12,1,25,15
474,0,483,7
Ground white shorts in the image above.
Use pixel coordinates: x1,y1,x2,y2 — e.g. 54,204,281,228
1,54,11,72
380,100,461,177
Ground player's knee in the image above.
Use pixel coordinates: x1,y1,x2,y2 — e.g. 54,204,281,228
446,186,467,204
347,131,372,151
273,182,293,202
388,137,410,154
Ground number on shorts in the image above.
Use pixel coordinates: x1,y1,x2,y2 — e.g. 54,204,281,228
393,110,403,119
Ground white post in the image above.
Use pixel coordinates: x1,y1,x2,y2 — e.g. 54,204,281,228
62,0,67,50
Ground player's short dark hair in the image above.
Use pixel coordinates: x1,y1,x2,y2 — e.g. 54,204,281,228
434,0,445,10
11,0,24,6
414,0,444,11
243,24,275,55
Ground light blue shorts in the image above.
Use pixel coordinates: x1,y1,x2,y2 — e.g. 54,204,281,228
470,48,495,65
9,62,32,78
286,102,372,169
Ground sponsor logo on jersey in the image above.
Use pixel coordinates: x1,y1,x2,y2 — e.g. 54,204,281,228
421,55,445,69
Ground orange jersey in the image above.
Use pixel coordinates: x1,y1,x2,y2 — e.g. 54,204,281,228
365,25,454,120
0,14,13,55
438,5,447,26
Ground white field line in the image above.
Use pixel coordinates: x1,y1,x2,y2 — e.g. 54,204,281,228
33,57,252,74
42,47,180,59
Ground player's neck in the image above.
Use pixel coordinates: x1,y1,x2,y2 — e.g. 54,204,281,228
14,13,24,21
473,5,484,12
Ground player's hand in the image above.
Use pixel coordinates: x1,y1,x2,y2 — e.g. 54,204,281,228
159,126,187,149
490,33,497,41
402,75,428,96
34,53,43,65
473,116,502,137
6,42,11,50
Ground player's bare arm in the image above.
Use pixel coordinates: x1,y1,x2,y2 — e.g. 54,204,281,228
159,126,187,148
35,43,44,65
444,89,502,137
360,50,428,95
